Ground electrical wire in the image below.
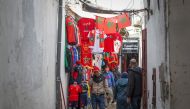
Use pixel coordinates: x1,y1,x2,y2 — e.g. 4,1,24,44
78,0,150,14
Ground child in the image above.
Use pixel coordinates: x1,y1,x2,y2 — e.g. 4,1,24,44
68,81,82,109
80,81,89,109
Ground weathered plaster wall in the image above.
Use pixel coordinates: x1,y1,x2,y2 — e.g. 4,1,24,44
169,0,190,109
145,0,169,109
0,0,58,109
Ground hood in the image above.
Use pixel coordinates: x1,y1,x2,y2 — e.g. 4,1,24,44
129,67,142,74
121,73,128,78
117,78,128,87
93,74,105,83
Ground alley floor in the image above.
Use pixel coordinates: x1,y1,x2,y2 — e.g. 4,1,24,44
107,103,116,109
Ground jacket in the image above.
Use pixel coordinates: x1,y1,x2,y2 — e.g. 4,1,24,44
115,74,128,109
103,71,115,87
115,78,128,100
90,74,109,94
69,84,82,101
127,67,142,97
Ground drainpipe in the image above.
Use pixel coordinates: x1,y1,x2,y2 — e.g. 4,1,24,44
56,0,64,109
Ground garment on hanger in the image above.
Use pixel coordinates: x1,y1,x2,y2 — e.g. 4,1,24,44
93,54,103,69
81,53,93,69
73,46,79,65
78,18,95,41
66,16,77,45
104,35,115,52
104,33,122,53
114,39,122,53
88,29,107,53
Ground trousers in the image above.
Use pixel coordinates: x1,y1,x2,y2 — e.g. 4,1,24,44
91,94,106,109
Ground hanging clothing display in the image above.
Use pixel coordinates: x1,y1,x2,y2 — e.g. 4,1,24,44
114,39,122,53
69,46,78,65
68,84,82,102
113,33,122,53
66,16,77,45
76,26,81,46
104,33,122,53
65,48,73,73
108,52,119,64
88,29,107,53
78,18,95,41
81,43,91,54
93,54,103,69
81,53,93,68
104,35,115,52
73,46,79,65
81,42,93,68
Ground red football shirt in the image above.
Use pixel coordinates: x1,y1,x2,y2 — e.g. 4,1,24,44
78,18,95,41
66,16,77,45
104,35,115,52
103,33,122,52
69,84,81,101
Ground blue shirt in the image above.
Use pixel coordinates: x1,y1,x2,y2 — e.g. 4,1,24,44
103,71,115,87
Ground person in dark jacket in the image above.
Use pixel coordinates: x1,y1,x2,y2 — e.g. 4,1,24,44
114,72,128,109
127,59,142,109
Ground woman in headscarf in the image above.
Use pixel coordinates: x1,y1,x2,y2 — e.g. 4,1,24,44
114,72,128,109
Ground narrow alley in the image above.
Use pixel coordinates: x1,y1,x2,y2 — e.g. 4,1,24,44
0,0,190,109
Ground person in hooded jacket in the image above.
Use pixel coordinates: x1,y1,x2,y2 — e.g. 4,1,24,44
114,72,128,109
127,59,142,109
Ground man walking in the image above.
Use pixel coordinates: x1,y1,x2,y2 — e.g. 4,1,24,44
103,65,115,105
90,66,109,109
127,59,142,109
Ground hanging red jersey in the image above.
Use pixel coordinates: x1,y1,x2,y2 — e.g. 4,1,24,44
88,30,107,53
103,35,115,52
81,53,93,68
87,30,95,47
76,26,81,46
99,33,106,48
81,42,91,54
78,18,95,41
113,33,122,53
68,84,82,102
66,16,77,45
108,53,118,64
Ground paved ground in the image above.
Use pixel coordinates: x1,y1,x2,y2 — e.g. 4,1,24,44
107,103,116,109
86,103,116,109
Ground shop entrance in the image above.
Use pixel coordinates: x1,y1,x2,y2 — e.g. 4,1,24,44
121,39,139,73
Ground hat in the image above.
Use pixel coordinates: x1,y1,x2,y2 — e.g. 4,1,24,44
93,66,100,72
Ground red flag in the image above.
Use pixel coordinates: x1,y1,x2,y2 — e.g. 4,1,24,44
95,16,105,30
117,13,131,29
104,17,117,34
